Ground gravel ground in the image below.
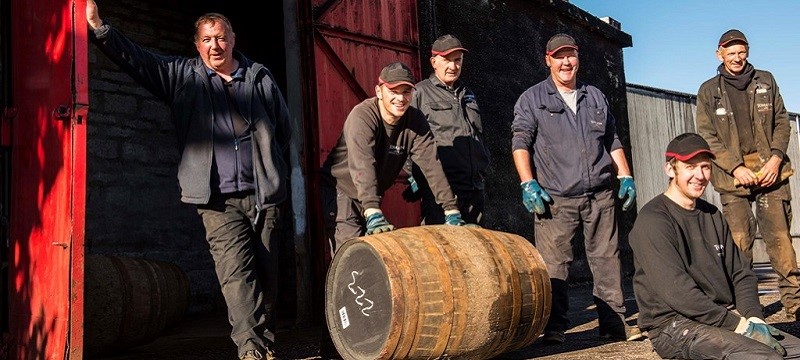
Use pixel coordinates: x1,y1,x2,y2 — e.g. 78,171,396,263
97,263,799,360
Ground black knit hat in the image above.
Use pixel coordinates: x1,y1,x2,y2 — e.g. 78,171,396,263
718,29,748,47
378,62,415,89
431,34,468,56
665,133,715,162
546,33,578,55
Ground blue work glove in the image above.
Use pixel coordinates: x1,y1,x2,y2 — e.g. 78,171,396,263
520,179,552,215
738,318,786,356
402,176,422,202
617,176,636,211
444,210,466,226
408,176,419,193
365,210,394,235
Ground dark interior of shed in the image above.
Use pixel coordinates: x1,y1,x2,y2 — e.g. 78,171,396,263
0,0,305,355
184,0,289,94
178,0,302,324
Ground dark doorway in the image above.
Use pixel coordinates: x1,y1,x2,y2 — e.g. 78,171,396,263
0,0,12,338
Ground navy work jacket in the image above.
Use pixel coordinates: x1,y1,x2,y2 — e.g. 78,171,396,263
512,77,622,197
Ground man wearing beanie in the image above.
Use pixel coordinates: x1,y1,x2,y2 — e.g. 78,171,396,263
695,29,800,320
629,132,800,358
406,34,491,226
319,62,465,255
511,33,640,344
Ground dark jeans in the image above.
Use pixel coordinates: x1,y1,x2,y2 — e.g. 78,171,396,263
534,189,626,334
721,189,800,314
420,187,485,226
651,315,800,359
196,192,281,357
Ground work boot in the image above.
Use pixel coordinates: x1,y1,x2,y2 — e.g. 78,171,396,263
240,348,276,360
785,307,800,322
541,330,565,345
600,324,645,342
240,350,262,360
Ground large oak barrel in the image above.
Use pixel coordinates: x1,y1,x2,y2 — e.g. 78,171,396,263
325,225,551,360
84,254,190,357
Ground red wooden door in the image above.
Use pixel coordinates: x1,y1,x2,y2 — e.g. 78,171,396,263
8,0,87,358
310,0,422,229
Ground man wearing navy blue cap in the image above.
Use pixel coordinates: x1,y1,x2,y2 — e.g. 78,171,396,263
630,132,800,359
696,29,800,320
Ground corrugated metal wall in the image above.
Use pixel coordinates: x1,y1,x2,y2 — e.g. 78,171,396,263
627,83,800,239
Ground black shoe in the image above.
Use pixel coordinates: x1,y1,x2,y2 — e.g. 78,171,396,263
541,330,565,345
600,325,644,342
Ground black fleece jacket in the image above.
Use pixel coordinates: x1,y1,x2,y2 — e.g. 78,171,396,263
90,23,292,208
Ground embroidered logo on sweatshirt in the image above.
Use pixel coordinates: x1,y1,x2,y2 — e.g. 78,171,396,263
388,145,406,155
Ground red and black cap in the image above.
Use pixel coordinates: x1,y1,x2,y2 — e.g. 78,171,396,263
431,34,468,56
665,133,716,162
378,62,416,89
546,33,578,55
718,29,748,47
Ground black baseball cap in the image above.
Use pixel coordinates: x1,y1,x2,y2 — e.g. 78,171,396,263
378,62,416,89
546,33,578,55
718,29,748,47
665,133,715,162
431,34,468,56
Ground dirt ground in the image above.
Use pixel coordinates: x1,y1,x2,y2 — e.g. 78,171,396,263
96,263,799,360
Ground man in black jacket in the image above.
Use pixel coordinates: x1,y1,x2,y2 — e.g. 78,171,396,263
409,34,490,225
630,133,800,359
87,1,291,359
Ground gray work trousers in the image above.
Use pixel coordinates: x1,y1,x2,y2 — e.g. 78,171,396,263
534,188,626,334
321,184,366,257
197,192,281,357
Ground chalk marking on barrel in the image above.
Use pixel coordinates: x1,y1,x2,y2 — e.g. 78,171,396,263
348,271,374,316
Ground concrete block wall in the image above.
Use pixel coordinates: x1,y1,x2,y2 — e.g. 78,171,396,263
87,0,637,315
417,0,635,281
86,0,223,313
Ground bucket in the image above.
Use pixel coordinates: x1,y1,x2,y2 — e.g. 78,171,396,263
325,225,551,360
84,254,190,357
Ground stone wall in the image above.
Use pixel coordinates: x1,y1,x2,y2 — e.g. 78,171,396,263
417,0,635,280
86,0,287,313
87,0,636,315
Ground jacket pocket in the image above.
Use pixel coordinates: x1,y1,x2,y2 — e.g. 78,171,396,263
588,107,607,135
428,102,452,111
465,101,483,133
755,83,773,113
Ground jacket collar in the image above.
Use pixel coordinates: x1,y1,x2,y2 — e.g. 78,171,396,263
713,69,763,100
428,73,462,91
193,50,262,81
544,75,587,96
